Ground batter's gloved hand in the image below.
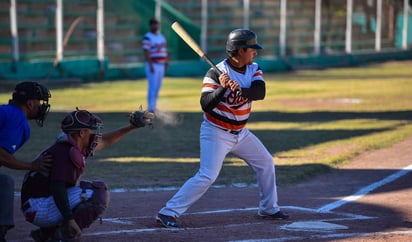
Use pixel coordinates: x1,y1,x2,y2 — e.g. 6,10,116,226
129,106,155,128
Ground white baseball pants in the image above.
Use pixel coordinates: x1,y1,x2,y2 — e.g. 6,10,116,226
159,121,280,217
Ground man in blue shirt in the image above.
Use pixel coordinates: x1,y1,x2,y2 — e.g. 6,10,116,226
0,81,52,242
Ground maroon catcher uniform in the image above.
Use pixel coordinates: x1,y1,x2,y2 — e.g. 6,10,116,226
21,108,154,241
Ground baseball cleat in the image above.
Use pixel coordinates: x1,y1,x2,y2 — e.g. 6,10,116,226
30,229,47,242
156,213,181,228
257,210,290,220
30,227,57,242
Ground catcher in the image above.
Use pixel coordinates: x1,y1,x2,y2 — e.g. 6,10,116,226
20,107,154,242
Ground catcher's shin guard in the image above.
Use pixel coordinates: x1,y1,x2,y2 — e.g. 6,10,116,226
73,181,110,229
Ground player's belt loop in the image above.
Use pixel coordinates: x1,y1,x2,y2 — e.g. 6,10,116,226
228,130,241,135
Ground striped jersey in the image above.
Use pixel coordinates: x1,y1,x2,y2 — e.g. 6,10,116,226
142,32,168,63
201,59,264,131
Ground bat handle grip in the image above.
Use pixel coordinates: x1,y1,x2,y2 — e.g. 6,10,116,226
201,55,241,96
202,55,222,75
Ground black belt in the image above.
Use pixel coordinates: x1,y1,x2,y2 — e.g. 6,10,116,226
218,127,241,135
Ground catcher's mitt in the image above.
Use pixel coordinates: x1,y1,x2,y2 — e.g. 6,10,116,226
129,107,155,128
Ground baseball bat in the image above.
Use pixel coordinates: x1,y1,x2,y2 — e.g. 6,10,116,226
171,21,222,75
171,22,241,95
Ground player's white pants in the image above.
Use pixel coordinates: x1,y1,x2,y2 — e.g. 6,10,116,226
22,187,93,227
145,62,165,112
160,121,280,217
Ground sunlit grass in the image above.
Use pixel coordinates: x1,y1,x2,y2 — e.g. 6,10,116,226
276,124,412,166
2,61,412,188
247,120,406,130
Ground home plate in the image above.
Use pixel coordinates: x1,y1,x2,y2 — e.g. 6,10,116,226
281,221,348,232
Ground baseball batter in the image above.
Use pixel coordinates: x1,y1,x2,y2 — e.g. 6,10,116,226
156,29,289,228
142,17,168,113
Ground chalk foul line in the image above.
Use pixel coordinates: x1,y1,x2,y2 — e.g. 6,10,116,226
316,163,412,213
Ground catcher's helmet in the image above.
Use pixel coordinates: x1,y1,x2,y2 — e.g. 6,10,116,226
61,108,103,133
61,108,103,157
226,29,263,53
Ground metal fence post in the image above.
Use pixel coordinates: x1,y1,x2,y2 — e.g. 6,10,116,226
10,0,19,62
97,0,105,68
201,0,208,53
243,0,250,30
279,0,287,57
56,0,63,63
345,0,353,54
402,0,409,50
375,0,382,51
314,0,322,55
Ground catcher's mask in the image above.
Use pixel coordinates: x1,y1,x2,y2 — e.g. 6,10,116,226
61,108,103,157
226,29,263,55
10,81,51,127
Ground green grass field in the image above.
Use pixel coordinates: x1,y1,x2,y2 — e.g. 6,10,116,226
1,61,412,189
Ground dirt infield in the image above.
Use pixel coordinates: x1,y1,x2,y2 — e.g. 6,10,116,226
7,136,412,241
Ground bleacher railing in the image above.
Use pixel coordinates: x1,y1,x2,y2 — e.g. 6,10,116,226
164,0,411,59
0,0,411,65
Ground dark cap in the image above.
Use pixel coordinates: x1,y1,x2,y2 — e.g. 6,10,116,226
149,18,159,25
12,81,51,103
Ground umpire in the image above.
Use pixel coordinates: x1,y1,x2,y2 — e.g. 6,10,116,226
0,82,52,242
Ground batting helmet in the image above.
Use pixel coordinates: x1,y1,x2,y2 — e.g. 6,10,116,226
226,29,263,53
